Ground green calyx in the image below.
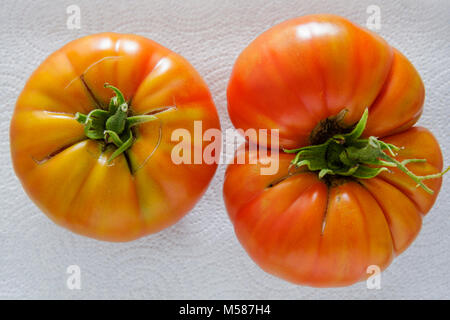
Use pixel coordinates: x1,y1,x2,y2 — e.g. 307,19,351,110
284,108,449,194
75,83,158,163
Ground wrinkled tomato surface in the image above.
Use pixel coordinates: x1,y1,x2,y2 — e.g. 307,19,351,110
225,15,443,287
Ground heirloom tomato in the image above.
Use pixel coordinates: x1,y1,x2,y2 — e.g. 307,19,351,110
11,33,220,241
224,15,447,286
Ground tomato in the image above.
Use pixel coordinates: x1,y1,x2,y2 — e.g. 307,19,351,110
224,15,446,286
10,33,220,242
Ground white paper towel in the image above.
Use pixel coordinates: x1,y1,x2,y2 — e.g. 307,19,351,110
0,0,449,299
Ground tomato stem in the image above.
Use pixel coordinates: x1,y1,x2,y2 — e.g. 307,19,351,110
75,83,159,164
283,108,448,194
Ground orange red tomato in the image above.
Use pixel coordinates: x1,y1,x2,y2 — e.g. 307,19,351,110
10,33,220,241
224,14,445,286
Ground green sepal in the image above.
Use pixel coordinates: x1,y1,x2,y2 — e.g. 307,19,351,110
104,130,123,147
75,112,87,124
290,144,329,171
105,103,128,135
339,108,368,142
74,83,168,168
127,114,158,127
351,165,389,179
83,109,109,140
108,96,119,115
107,128,134,164
284,107,449,194
104,83,125,106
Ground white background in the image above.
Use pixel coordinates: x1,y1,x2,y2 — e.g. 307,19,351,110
0,0,449,299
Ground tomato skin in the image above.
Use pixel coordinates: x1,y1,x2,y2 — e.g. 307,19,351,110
225,15,443,287
227,14,424,149
224,127,443,287
10,33,220,241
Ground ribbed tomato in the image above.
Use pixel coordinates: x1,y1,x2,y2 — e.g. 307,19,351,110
224,15,446,286
11,33,220,242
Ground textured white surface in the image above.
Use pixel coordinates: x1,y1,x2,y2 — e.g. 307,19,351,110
0,0,449,299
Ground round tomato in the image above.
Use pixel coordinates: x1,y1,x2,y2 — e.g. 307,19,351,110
224,15,446,286
10,33,220,242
